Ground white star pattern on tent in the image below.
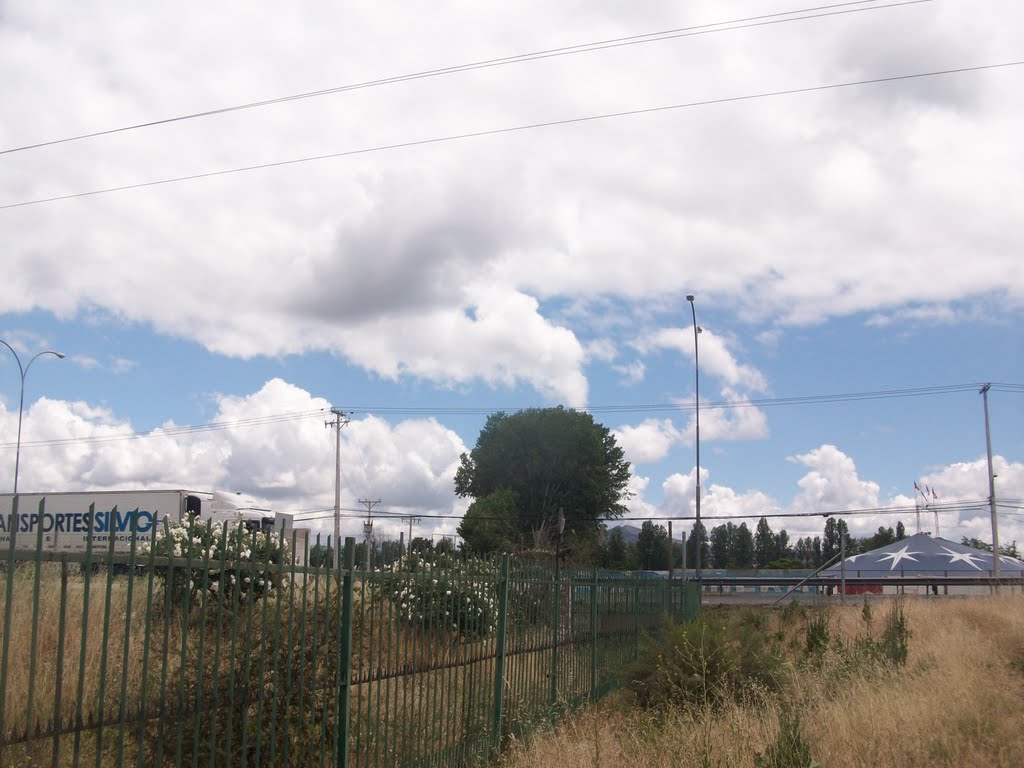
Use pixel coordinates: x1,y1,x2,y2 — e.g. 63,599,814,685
938,547,984,571
876,545,922,571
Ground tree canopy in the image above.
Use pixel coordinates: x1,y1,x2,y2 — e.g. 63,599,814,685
636,521,671,570
457,487,519,555
455,407,631,552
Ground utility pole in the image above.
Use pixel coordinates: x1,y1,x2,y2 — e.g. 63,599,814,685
686,295,703,581
326,408,349,569
399,514,420,555
668,521,674,580
839,529,846,606
981,384,1001,585
681,530,687,577
359,498,381,570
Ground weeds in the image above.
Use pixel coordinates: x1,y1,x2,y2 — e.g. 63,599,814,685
506,595,1024,768
802,611,831,660
627,612,787,711
754,707,820,768
877,600,910,666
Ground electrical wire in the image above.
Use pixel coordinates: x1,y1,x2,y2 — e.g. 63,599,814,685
0,0,929,157
281,498,993,525
0,381,1011,450
0,408,329,449
347,383,985,416
5,59,1020,212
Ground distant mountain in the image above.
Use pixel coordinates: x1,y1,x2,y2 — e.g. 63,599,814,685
607,524,642,544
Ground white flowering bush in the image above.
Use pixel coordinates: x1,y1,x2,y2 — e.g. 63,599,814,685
142,517,291,612
384,555,499,640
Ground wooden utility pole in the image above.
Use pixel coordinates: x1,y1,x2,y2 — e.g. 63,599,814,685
359,498,381,570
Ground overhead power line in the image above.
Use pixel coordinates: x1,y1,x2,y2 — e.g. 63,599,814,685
0,408,329,449
6,59,1020,212
349,383,984,416
280,498,994,525
1,381,1016,451
0,0,928,157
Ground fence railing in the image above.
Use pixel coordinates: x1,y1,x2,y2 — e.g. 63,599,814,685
0,505,699,767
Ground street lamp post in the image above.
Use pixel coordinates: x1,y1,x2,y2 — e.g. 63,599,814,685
685,296,702,580
980,384,1000,586
1,340,65,495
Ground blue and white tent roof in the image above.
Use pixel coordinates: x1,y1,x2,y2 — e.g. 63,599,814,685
821,532,1024,578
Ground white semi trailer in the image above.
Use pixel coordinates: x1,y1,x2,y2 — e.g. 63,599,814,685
0,490,306,558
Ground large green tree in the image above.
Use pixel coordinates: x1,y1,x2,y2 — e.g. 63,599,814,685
754,517,775,568
733,522,755,568
710,522,737,568
457,487,519,555
455,407,631,550
637,521,671,570
822,517,853,563
686,521,710,571
599,528,634,570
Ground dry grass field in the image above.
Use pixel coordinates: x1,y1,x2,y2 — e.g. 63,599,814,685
499,594,1024,768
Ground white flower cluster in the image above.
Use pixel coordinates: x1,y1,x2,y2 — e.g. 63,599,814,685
142,518,292,607
387,560,499,638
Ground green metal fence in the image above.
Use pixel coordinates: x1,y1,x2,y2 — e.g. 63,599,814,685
0,500,700,767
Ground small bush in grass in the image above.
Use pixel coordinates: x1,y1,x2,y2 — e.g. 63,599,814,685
801,599,912,674
849,598,911,668
877,600,911,666
628,614,787,710
754,706,821,768
802,611,832,661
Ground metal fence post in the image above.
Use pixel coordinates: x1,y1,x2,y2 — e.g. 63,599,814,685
590,568,598,701
491,554,511,753
0,494,19,766
336,537,356,768
634,581,641,660
550,553,560,712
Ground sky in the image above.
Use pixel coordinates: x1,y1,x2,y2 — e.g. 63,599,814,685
1,0,1022,552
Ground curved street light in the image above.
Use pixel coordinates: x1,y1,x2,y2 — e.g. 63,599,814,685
1,340,65,495
685,295,702,580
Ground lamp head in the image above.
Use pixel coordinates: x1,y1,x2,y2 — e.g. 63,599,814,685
55,352,66,359
685,294,695,302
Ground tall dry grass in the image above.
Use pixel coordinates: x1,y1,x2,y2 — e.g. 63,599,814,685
499,595,1024,768
0,562,179,735
1,560,580,766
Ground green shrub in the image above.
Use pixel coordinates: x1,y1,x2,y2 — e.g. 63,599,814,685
876,600,911,667
628,614,787,710
799,598,913,677
802,611,831,660
145,590,342,767
754,707,821,768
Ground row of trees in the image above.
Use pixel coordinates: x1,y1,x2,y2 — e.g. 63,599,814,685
446,406,1016,571
596,517,911,572
309,535,458,569
310,521,1020,572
